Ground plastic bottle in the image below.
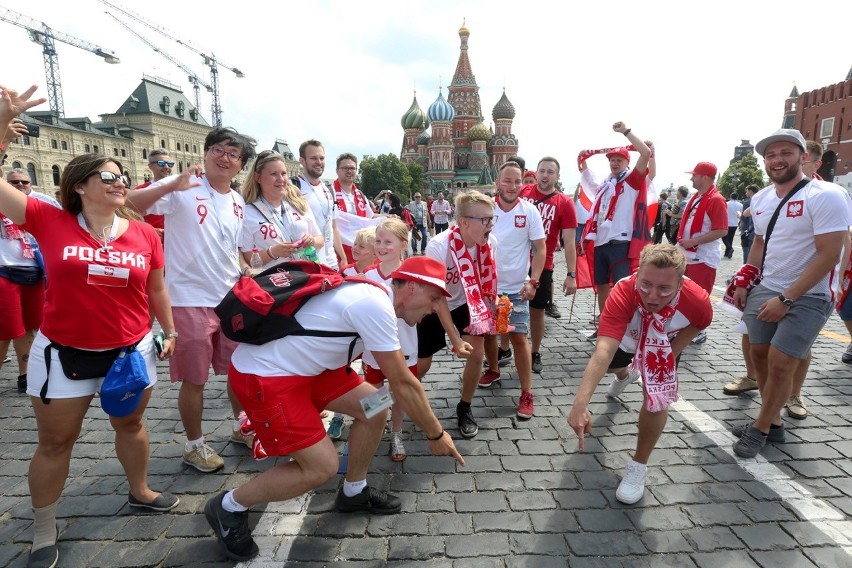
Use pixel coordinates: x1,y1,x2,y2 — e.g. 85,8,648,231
496,293,512,334
302,245,320,262
250,246,263,272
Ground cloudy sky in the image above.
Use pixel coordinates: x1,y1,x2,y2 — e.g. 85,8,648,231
2,0,849,191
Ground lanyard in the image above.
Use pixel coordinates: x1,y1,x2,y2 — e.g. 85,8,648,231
206,186,240,264
77,212,120,251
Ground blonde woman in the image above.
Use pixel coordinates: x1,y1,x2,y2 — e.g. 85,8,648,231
239,151,324,268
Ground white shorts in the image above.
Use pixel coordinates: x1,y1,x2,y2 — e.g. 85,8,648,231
26,331,158,400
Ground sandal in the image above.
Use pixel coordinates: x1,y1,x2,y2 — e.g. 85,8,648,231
390,431,406,462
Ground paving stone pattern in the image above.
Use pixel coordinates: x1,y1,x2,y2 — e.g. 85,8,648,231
2,245,851,566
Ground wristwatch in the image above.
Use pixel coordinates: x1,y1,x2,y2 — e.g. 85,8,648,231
527,279,540,289
164,332,179,339
778,294,793,308
567,271,577,278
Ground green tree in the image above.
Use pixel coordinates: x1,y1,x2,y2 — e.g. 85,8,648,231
717,154,766,198
407,162,425,196
358,153,413,200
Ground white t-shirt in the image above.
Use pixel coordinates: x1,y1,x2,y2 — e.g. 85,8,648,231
230,282,398,377
680,192,728,269
360,266,418,369
341,189,375,217
431,199,452,225
147,175,245,307
425,229,499,310
1,192,60,267
574,197,590,225
239,200,321,269
727,200,743,227
296,177,339,269
751,179,850,298
491,198,545,293
580,168,645,246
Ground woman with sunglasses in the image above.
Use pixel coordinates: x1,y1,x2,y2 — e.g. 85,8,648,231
1,85,187,566
239,151,324,268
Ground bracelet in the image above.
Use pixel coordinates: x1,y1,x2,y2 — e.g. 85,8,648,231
623,129,632,136
426,429,445,441
267,246,280,260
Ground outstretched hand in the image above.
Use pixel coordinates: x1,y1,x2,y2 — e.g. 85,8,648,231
567,405,593,451
0,85,47,124
427,431,465,465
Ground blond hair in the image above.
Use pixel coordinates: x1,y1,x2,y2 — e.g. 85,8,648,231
638,243,686,277
353,226,376,248
242,151,308,214
454,189,494,217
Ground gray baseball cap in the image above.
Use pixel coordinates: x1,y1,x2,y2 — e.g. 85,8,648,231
755,128,806,157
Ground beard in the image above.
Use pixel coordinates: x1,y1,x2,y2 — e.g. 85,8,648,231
498,191,519,205
767,163,800,185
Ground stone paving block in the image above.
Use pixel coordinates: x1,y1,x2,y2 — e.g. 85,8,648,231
163,513,211,538
89,539,172,567
550,453,604,472
703,463,754,482
367,512,429,537
575,509,634,532
682,526,744,552
474,473,526,492
750,550,820,567
388,536,445,560
115,515,172,541
733,524,799,551
683,503,752,527
500,455,552,472
60,516,131,541
649,484,711,506
506,490,556,511
803,545,852,568
566,531,647,556
162,538,231,566
287,535,340,561
455,491,506,513
487,440,520,456
445,534,509,558
389,473,434,493
574,470,620,490
434,473,474,493
506,555,571,568
509,532,569,555
552,489,608,510
457,455,504,473
691,550,761,567
627,506,694,531
521,471,579,490
639,531,693,554
702,482,753,503
780,521,845,547
338,537,389,561
313,513,370,537
738,501,798,523
453,559,505,568
402,456,458,474
428,513,473,536
471,511,530,533
620,554,699,567
516,440,564,455
528,510,579,533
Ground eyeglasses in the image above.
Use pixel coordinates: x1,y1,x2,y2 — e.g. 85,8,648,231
93,171,130,186
8,179,31,186
464,215,495,226
338,166,357,172
209,145,242,162
152,160,175,167
415,195,422,199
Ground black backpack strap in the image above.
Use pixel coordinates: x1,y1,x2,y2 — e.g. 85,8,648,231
761,178,810,272
40,341,59,405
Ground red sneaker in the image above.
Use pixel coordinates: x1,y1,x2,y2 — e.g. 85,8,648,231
251,436,268,461
517,391,534,419
478,369,501,388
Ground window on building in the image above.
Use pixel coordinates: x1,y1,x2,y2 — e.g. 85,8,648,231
113,148,119,156
27,163,37,185
61,141,68,151
12,161,21,169
93,145,99,154
52,165,60,186
820,117,835,139
178,161,184,173
84,143,90,153
121,149,126,157
22,135,30,145
192,145,197,153
142,149,147,159
51,139,58,149
160,139,166,148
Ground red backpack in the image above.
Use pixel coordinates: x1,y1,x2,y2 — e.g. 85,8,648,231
215,261,384,348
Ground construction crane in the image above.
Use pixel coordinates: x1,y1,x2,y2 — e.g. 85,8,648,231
0,6,120,117
99,0,244,127
104,11,212,119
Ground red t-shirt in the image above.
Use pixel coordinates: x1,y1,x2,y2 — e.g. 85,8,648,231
134,180,165,232
598,274,712,353
520,185,577,270
23,199,164,349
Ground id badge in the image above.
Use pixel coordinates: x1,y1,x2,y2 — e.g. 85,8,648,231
87,264,130,287
360,385,394,419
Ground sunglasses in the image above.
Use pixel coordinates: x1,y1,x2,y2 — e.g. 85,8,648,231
93,171,130,186
152,160,175,167
9,179,31,186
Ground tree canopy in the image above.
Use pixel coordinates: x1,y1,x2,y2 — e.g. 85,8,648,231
717,154,766,198
358,154,423,200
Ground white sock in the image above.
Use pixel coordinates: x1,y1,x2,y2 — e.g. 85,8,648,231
342,479,367,497
222,490,248,513
31,501,58,552
185,437,204,451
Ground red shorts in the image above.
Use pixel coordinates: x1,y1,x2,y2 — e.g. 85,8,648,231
169,307,237,385
0,276,44,340
685,263,716,296
228,364,364,456
363,363,418,385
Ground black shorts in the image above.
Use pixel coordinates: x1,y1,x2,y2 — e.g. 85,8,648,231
417,304,471,358
529,268,554,310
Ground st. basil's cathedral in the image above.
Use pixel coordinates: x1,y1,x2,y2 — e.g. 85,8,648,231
399,21,519,195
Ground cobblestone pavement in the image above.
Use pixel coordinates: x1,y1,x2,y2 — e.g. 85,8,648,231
2,243,852,567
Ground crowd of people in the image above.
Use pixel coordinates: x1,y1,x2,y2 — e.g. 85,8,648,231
2,82,851,564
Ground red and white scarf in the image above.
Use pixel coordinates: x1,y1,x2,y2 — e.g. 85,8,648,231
676,185,720,250
0,214,34,259
719,263,761,316
448,225,497,335
334,180,369,217
632,285,679,413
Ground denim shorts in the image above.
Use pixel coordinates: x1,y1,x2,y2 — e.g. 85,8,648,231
743,284,832,359
503,292,530,335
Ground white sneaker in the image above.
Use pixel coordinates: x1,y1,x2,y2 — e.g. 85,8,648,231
606,368,641,398
616,460,648,504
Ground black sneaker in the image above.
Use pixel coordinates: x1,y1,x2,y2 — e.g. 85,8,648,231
17,374,27,393
335,486,401,514
497,347,513,367
531,352,543,373
545,303,562,318
204,492,259,561
456,402,479,438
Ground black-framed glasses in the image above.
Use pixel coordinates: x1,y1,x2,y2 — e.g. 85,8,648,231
464,215,494,226
152,160,175,167
93,171,130,186
209,145,242,162
338,166,357,172
8,179,31,186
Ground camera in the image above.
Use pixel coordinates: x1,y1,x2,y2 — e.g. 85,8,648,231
26,124,40,138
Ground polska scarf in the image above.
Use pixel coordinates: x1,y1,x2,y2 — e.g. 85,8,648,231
632,284,680,413
448,225,497,335
0,214,34,259
676,185,720,250
334,180,369,217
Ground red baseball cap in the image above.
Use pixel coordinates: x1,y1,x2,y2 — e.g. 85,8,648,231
686,162,717,177
390,256,451,297
606,147,630,162
523,170,537,180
